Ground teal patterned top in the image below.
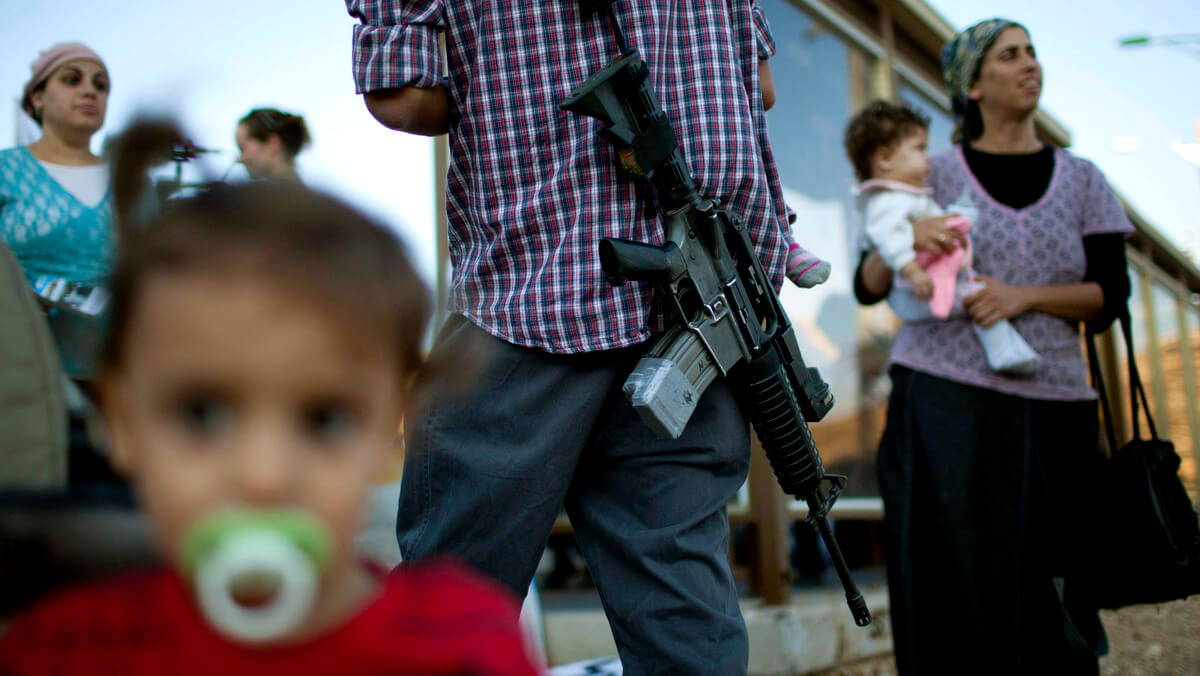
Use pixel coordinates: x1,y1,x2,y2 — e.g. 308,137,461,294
0,146,113,285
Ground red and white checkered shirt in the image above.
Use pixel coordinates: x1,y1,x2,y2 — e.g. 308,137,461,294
347,0,791,353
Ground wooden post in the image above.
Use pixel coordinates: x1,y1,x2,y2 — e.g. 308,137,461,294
434,34,451,329
434,136,450,328
1096,327,1128,452
1139,266,1172,431
1174,285,1200,505
872,4,895,102
747,428,792,605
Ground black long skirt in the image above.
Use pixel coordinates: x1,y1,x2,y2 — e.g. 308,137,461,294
878,366,1107,675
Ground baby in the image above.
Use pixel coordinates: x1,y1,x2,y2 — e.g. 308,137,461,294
844,101,1039,374
0,122,539,675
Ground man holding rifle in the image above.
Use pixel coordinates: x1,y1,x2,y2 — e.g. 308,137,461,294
346,2,799,672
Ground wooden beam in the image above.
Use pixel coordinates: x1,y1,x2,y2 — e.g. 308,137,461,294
786,497,884,520
747,429,792,605
873,3,895,101
434,136,450,328
434,33,451,328
1096,328,1128,451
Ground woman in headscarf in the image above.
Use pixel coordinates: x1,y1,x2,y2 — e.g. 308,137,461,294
234,107,310,181
853,19,1132,674
2,42,113,288
1,43,115,377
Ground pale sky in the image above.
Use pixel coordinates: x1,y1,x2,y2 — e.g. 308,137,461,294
2,0,438,279
3,0,1198,280
929,0,1200,260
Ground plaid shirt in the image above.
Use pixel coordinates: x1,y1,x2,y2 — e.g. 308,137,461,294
0,561,538,675
347,0,791,353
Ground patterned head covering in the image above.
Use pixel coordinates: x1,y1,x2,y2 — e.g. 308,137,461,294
940,19,1027,122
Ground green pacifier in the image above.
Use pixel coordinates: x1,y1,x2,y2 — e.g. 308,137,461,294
182,510,332,643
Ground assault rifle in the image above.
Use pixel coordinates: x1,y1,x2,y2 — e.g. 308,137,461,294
561,0,870,625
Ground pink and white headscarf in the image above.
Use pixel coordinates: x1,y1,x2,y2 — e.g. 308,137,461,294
21,42,108,121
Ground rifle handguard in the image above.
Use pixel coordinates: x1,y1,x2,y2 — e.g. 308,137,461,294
735,349,824,496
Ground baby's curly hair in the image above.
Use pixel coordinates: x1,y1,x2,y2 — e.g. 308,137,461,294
843,100,930,182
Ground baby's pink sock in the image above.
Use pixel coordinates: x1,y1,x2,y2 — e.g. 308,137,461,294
785,243,830,288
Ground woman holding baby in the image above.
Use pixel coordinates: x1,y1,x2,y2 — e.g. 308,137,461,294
853,18,1132,675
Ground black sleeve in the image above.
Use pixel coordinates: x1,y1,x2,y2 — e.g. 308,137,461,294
1082,232,1129,333
853,249,889,306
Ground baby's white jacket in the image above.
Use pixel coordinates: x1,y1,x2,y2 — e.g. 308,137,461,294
855,179,945,271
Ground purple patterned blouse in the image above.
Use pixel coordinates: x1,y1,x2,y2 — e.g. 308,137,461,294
888,146,1133,401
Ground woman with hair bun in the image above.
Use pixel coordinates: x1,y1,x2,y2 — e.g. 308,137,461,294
235,107,310,181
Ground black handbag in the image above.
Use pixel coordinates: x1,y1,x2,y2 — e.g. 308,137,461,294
1083,310,1200,609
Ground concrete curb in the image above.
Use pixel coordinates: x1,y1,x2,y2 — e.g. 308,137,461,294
544,589,893,675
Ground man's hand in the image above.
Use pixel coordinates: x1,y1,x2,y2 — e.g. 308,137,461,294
363,86,450,136
911,215,968,255
963,275,1031,327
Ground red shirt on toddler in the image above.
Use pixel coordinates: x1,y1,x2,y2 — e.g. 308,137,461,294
0,558,540,676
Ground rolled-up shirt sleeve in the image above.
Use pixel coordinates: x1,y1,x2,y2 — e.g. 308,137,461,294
346,0,445,92
751,1,777,59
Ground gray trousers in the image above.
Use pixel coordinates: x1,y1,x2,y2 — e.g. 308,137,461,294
398,316,750,675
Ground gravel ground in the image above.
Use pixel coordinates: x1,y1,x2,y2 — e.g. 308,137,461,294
808,596,1200,676
1100,597,1200,675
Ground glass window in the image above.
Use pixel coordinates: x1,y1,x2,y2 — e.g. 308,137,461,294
898,80,956,157
761,0,881,497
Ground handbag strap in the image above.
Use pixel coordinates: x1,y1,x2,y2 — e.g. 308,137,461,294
1086,331,1119,453
1086,309,1160,451
1121,310,1160,440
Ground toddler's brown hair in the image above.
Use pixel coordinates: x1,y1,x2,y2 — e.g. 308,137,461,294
843,100,931,183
